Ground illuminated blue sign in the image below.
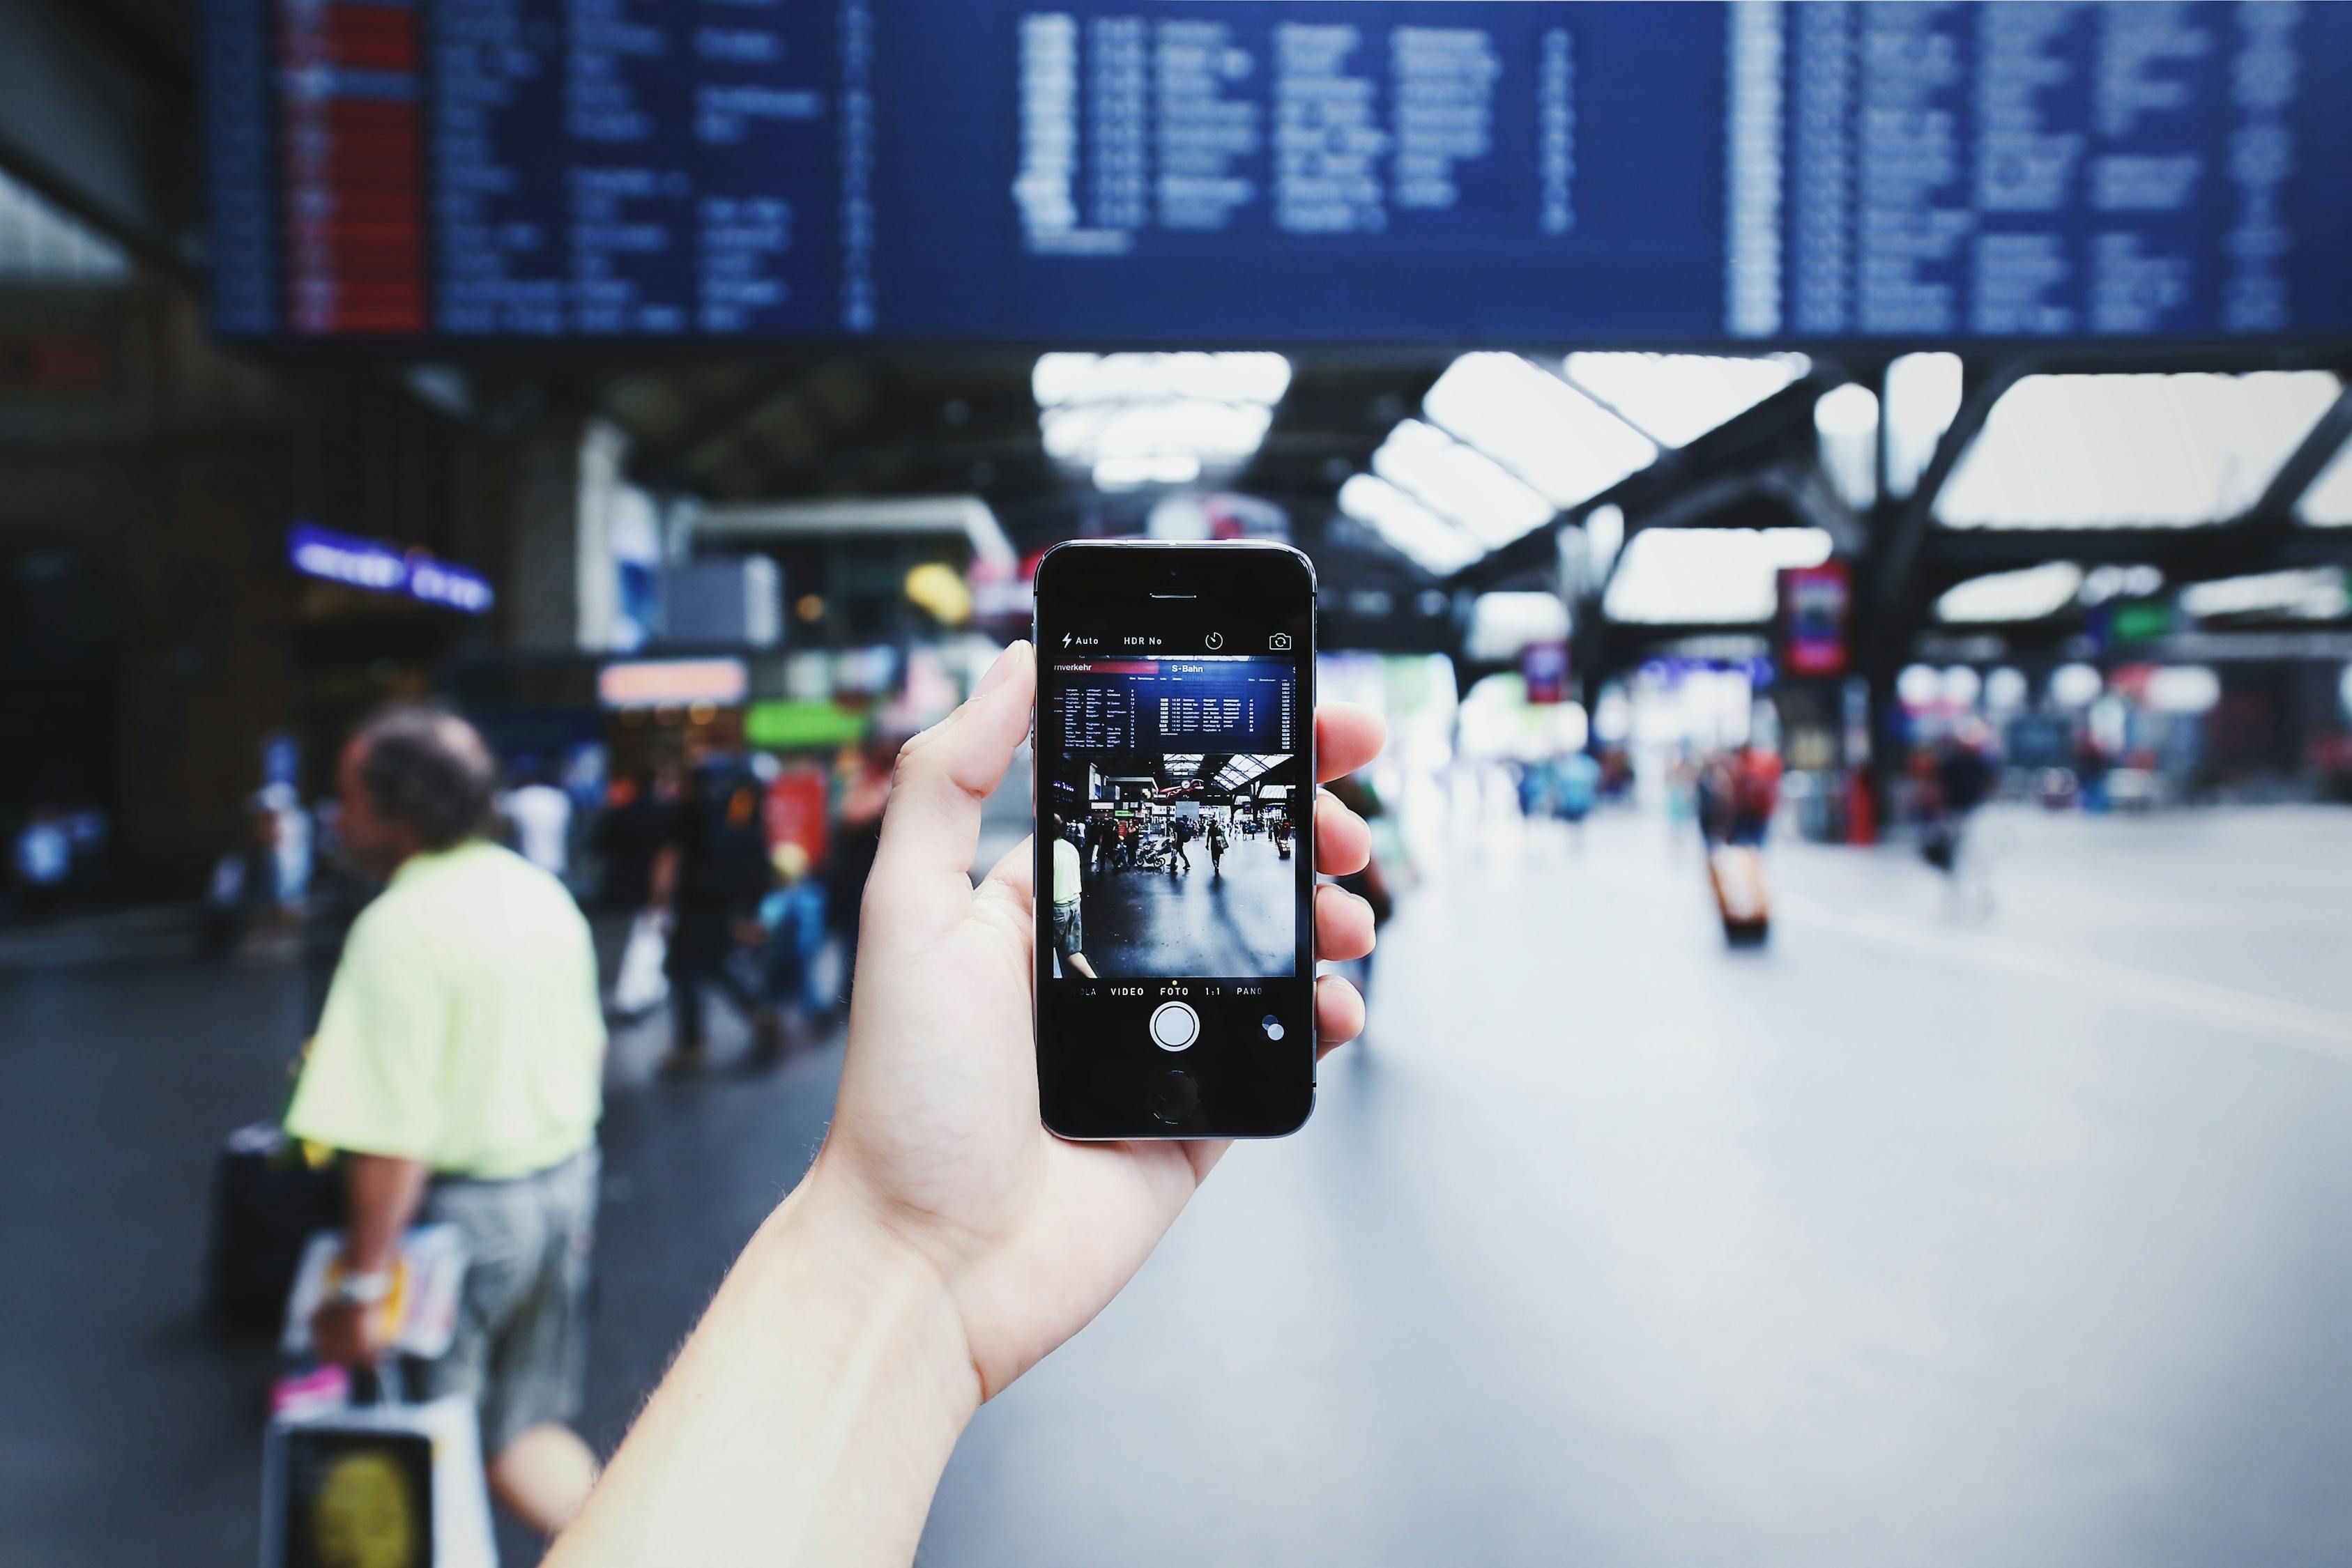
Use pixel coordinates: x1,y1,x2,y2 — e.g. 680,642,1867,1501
287,523,494,615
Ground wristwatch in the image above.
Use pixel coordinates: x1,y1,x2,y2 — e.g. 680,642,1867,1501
330,1266,395,1307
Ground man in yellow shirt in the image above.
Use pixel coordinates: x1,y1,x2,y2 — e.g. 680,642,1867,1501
1047,813,1094,979
287,707,606,1537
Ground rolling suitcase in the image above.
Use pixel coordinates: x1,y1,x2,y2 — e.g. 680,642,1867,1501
1707,845,1771,948
206,1122,344,1340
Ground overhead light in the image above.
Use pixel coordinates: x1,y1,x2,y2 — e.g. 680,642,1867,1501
1602,527,1834,624
1814,382,1879,511
1092,453,1202,491
1934,562,2085,624
2146,666,2222,715
2049,663,2103,707
1937,371,2342,529
1034,352,1290,492
1985,667,2029,711
1042,400,1272,465
1465,591,1570,662
1563,352,1809,448
1336,472,1481,576
1371,419,1553,548
2179,566,2348,622
1424,353,1656,509
1033,352,1291,408
2082,564,2165,604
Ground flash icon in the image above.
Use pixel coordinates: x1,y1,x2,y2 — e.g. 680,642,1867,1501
1062,633,1072,648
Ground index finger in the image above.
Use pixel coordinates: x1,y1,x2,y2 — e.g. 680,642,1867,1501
1315,702,1385,785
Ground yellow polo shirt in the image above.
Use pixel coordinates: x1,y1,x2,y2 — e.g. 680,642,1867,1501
287,840,605,1179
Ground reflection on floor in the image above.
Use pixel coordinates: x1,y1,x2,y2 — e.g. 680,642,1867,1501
1078,832,1295,978
12,801,2352,1565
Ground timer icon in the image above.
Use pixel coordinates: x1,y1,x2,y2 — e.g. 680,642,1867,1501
1203,631,1224,650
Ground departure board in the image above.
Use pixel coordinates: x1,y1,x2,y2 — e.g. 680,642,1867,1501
205,1,2352,345
1055,659,1295,751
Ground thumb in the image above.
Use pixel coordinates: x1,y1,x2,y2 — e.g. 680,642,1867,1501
863,641,1035,945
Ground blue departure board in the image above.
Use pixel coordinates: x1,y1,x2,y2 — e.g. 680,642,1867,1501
1054,658,1297,753
204,1,2352,345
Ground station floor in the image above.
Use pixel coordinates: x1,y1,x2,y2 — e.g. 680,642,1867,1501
10,798,2352,1565
1076,830,1297,978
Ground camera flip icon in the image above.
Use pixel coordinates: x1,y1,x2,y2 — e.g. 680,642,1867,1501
1267,633,1293,650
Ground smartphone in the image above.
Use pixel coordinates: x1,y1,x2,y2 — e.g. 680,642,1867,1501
1032,541,1318,1139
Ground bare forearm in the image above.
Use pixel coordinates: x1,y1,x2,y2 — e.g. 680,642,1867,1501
343,1151,430,1279
548,1165,979,1568
343,1153,430,1274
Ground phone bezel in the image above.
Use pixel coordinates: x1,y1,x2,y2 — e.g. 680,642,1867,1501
1031,540,1319,1140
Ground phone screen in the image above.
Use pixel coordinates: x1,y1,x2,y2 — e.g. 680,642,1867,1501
1034,545,1316,1139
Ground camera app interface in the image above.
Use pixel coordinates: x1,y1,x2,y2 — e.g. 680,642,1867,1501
1045,644,1301,986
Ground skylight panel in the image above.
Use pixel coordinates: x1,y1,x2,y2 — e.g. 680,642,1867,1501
1601,528,1833,625
1936,372,2341,530
1562,352,1809,448
1423,353,1657,509
2298,431,2352,526
1336,473,1483,576
1371,419,1553,549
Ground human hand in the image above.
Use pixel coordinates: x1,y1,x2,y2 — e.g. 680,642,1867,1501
807,640,1384,1405
310,1297,387,1368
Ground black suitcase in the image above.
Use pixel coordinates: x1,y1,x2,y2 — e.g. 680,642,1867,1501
206,1122,343,1340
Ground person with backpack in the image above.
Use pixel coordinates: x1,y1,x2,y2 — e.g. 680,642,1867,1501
1727,742,1783,847
655,753,782,1076
1205,813,1228,877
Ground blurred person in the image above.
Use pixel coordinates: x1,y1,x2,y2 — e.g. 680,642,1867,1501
1693,751,1734,850
1516,758,1553,819
1557,748,1601,840
756,843,832,1045
259,783,314,909
1929,721,1999,918
593,765,675,911
1205,813,1227,877
199,799,280,959
1664,748,1699,855
537,643,1383,1568
1727,741,1782,847
12,805,71,918
2074,729,2112,814
657,754,783,1075
825,734,896,1009
1048,813,1095,979
284,707,606,1538
1170,813,1192,873
505,760,574,883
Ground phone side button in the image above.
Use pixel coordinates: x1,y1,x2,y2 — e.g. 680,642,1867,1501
1149,1068,1198,1125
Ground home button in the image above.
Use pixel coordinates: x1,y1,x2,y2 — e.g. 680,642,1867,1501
1148,1069,1198,1125
1148,1000,1200,1051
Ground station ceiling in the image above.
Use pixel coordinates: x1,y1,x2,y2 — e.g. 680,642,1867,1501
8,0,2352,663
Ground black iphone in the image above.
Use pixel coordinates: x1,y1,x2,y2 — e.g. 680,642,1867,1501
1032,541,1318,1139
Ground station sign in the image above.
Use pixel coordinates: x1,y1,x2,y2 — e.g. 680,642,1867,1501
287,522,494,614
1778,562,1850,678
597,658,749,709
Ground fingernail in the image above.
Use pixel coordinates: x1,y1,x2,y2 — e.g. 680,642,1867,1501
972,640,1028,702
